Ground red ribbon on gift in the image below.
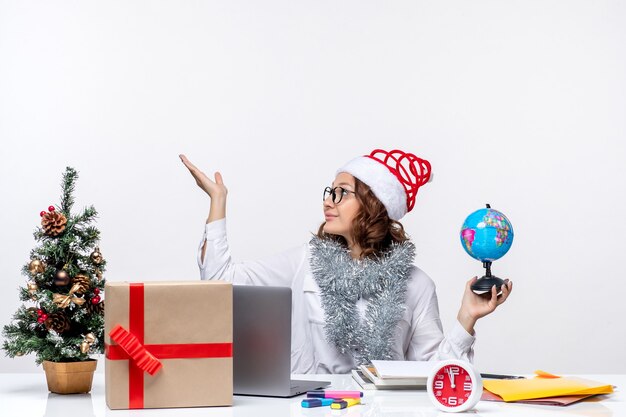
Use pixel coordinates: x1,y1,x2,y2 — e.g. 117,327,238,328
105,283,233,409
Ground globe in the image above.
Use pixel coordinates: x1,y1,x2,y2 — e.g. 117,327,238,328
460,207,514,262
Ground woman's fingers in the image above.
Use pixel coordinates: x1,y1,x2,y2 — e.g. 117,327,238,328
179,154,197,172
181,154,211,178
180,155,202,179
497,280,512,306
488,285,499,310
465,276,478,292
180,154,210,181
215,171,224,185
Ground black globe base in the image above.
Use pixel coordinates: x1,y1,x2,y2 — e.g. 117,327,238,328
471,261,504,294
471,275,505,294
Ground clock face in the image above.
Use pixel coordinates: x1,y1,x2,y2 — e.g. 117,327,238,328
431,364,474,407
427,360,482,412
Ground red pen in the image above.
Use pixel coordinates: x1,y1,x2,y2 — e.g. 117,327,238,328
306,390,363,399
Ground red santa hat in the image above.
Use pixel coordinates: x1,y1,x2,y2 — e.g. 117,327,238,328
337,149,432,220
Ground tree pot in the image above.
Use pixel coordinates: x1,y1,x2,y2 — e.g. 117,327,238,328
42,359,97,394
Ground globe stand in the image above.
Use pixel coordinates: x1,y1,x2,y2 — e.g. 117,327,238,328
471,261,505,294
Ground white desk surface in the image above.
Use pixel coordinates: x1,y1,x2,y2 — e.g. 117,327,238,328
0,373,622,417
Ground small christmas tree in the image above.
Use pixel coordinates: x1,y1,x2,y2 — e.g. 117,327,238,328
2,167,106,363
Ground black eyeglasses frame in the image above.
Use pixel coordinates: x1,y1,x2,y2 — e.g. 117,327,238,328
323,186,356,204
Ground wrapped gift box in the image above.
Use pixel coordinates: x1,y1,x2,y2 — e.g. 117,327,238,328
104,281,232,409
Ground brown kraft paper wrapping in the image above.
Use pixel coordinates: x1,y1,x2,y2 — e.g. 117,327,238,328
104,281,233,409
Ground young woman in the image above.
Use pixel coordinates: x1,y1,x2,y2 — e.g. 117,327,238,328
181,149,512,374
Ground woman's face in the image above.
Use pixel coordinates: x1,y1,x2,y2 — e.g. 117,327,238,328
322,172,361,243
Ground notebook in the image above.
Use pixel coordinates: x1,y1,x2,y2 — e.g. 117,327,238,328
353,360,432,389
233,285,330,397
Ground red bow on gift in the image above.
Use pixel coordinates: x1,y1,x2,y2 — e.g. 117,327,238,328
109,324,163,375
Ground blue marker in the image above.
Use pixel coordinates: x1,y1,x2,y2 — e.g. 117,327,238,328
301,398,335,408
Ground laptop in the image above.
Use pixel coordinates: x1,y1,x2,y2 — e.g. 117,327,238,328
233,285,330,397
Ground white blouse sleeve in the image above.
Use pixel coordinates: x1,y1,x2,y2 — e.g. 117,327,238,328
197,218,304,287
405,269,476,363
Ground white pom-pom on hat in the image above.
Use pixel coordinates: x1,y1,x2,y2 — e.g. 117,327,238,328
337,149,432,220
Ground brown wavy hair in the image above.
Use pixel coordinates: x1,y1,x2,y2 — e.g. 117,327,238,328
317,178,409,259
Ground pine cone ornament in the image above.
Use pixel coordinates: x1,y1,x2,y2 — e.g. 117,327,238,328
71,274,90,294
86,300,104,315
41,211,67,237
44,312,71,333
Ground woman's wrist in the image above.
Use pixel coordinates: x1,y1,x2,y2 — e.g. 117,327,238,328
207,196,226,223
457,310,477,336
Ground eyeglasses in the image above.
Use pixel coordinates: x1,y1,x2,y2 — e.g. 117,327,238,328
323,186,356,204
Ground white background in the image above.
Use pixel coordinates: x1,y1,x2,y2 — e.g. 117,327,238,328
1,1,625,375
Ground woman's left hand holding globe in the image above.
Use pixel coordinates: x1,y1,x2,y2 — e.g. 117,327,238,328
457,277,513,335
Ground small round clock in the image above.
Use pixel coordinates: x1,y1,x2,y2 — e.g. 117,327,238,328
426,359,483,413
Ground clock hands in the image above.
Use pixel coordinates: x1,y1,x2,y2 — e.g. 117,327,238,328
446,368,456,389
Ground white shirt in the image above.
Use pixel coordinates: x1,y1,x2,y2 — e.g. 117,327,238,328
198,219,475,374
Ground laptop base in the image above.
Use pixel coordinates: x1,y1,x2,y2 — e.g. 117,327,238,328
234,379,330,398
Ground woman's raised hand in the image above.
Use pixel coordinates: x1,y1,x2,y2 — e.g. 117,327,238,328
180,154,227,222
456,277,513,335
180,154,228,199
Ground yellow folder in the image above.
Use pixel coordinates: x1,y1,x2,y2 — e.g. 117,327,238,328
483,371,614,402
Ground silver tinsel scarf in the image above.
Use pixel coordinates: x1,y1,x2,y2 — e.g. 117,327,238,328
309,236,415,365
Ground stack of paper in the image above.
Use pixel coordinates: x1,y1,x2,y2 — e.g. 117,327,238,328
352,361,434,390
483,370,614,405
